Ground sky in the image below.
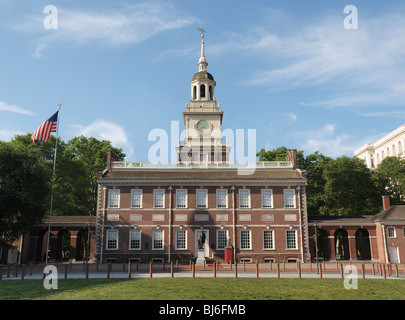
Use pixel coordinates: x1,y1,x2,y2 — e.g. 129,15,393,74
1,0,405,161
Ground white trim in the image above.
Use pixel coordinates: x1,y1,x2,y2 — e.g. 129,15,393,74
196,189,208,208
175,229,187,250
284,189,296,208
387,227,396,238
176,189,188,208
261,189,273,208
131,189,142,208
216,229,229,250
239,189,251,208
129,229,142,250
152,229,164,250
286,229,298,250
153,189,165,208
263,229,275,250
106,229,118,250
216,189,228,208
240,229,252,250
108,189,120,208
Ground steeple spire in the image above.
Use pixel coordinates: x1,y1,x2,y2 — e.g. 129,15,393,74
197,26,208,72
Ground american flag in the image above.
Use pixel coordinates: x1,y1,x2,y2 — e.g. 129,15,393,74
30,110,59,144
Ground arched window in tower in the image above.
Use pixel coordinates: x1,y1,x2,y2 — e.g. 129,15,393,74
209,85,213,100
200,84,206,99
398,141,403,157
193,86,197,100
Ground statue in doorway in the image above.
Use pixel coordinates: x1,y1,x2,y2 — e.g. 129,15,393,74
198,232,206,249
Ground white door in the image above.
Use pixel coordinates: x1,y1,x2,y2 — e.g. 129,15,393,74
7,246,18,264
195,230,209,257
389,246,399,263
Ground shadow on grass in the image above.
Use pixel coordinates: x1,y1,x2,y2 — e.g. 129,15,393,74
0,278,134,300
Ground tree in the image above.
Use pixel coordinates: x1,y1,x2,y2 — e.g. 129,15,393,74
373,156,405,205
0,141,51,247
10,134,125,217
320,156,380,216
10,134,90,216
66,136,125,216
303,151,332,216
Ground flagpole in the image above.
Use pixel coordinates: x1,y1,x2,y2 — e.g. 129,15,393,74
45,104,62,265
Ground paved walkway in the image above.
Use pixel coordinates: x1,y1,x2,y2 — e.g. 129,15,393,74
2,263,404,280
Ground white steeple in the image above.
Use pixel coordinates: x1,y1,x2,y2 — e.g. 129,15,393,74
198,33,208,72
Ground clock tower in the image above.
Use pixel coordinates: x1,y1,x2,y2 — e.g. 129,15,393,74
177,29,230,164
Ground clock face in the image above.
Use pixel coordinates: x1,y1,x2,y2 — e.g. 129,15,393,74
196,120,210,133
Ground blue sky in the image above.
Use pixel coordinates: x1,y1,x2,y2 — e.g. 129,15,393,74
1,0,405,160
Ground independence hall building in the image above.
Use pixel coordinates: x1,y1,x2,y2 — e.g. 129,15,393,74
94,34,310,264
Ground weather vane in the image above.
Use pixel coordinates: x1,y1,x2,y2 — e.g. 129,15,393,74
196,25,206,38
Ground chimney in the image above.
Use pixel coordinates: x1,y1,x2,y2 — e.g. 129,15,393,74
382,195,391,211
286,149,298,169
106,150,118,171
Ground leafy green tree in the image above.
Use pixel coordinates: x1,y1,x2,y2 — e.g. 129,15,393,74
66,136,125,216
10,134,90,216
373,156,405,205
10,134,125,217
320,156,380,216
0,141,51,247
304,151,332,216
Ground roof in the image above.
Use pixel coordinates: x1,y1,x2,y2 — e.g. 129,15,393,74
308,205,405,226
308,215,375,225
39,216,97,227
99,168,305,184
373,205,405,221
191,71,214,81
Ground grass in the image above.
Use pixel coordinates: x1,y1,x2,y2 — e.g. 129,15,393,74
0,278,404,300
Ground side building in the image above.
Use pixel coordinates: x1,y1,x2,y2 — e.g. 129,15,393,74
354,124,405,169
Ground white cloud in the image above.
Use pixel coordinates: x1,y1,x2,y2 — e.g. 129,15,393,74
294,124,355,158
16,3,196,57
226,10,405,109
0,129,24,141
72,120,133,157
285,112,297,122
0,101,34,115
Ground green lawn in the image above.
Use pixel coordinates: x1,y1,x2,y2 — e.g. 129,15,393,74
0,278,404,300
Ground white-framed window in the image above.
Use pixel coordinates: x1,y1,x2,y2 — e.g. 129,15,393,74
131,189,142,208
108,189,120,208
216,189,228,208
240,230,251,250
175,229,187,250
263,230,274,250
152,229,164,250
239,189,250,208
196,189,208,208
153,189,165,208
106,229,118,250
261,189,273,208
217,230,229,250
176,189,187,208
286,230,297,249
284,189,296,208
388,227,396,238
129,229,141,250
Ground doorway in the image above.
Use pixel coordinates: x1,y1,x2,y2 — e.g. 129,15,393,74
389,246,399,263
